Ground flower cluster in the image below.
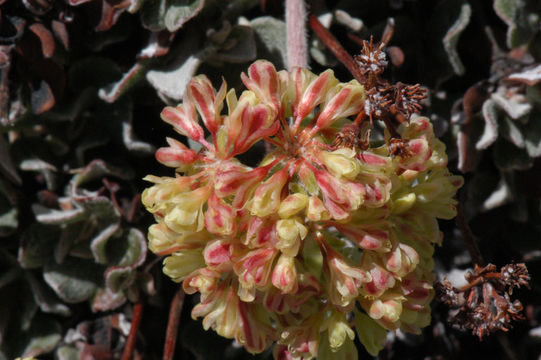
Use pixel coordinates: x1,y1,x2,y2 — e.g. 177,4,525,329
142,60,463,358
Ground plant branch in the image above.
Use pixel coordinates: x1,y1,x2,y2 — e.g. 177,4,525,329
308,14,364,83
163,288,185,360
121,301,143,360
286,0,308,69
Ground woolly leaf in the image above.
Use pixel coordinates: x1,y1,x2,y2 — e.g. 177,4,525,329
43,258,103,303
442,1,471,76
18,224,59,269
477,99,499,150
214,26,256,64
19,316,61,358
251,16,288,70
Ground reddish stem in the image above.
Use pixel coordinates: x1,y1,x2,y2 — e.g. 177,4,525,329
286,0,308,69
308,15,365,84
163,288,185,360
121,301,143,360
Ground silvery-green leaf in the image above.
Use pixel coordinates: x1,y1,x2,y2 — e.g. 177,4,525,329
19,159,57,190
122,121,156,155
70,160,132,199
105,267,135,293
493,0,534,48
0,208,17,236
508,64,541,86
25,272,71,317
442,1,471,76
43,258,103,303
500,115,525,148
482,177,513,210
92,287,127,312
334,9,363,31
214,26,256,64
56,346,80,360
250,16,287,69
165,0,206,32
19,316,61,358
492,91,532,119
141,0,205,32
99,63,146,103
107,228,147,268
32,204,85,225
146,54,203,101
477,99,499,150
19,224,59,269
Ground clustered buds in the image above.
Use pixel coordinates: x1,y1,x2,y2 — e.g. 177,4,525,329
142,59,462,358
436,263,530,340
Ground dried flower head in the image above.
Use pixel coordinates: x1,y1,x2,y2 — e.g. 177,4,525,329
436,263,530,340
142,59,462,358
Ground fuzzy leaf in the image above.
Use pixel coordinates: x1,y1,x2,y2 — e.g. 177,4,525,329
442,1,471,76
141,0,205,32
500,115,525,148
25,272,71,317
99,63,146,103
482,177,513,211
122,121,156,155
0,208,17,236
92,287,127,312
19,224,59,269
107,228,147,268
477,99,500,150
214,25,256,64
493,0,535,48
105,267,135,293
32,205,85,225
55,346,80,360
250,16,288,69
43,258,103,303
146,54,203,101
19,316,61,358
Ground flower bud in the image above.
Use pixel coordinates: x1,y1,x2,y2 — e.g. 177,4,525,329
249,166,289,217
278,193,308,218
163,249,205,282
276,217,308,257
272,255,298,293
306,195,330,221
155,137,198,169
318,148,361,180
327,311,355,350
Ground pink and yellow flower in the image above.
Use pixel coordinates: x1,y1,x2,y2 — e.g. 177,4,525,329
142,60,462,358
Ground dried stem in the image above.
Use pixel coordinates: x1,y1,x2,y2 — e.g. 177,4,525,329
286,0,308,69
308,14,364,83
121,301,143,360
163,288,185,360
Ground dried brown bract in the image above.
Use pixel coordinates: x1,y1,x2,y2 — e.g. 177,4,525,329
354,36,388,77
436,263,530,340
